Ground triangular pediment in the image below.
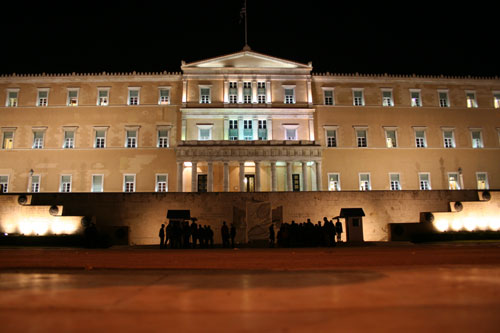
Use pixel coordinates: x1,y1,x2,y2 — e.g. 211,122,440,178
182,50,312,71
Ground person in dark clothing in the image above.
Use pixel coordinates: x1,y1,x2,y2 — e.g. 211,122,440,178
221,221,230,248
335,218,343,242
159,224,165,249
269,224,275,248
207,226,214,247
190,220,198,248
230,223,236,248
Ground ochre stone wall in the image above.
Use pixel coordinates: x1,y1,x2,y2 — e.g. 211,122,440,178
1,190,481,245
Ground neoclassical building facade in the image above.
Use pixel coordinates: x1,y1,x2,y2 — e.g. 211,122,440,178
1,50,500,194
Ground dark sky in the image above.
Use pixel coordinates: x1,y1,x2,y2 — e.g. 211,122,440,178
1,1,498,77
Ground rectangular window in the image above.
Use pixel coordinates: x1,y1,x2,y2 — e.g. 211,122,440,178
32,131,44,149
229,82,237,103
448,173,460,190
92,175,103,192
6,90,19,107
286,128,297,140
284,88,295,104
443,130,455,148
359,173,371,191
0,175,8,193
356,129,367,147
63,130,75,149
353,89,364,106
382,90,393,107
324,89,334,105
258,120,267,140
385,129,397,148
157,129,169,148
257,82,266,103
200,87,211,104
410,90,421,107
243,120,253,140
439,91,449,107
60,175,72,193
31,175,40,193
128,88,140,105
229,120,238,140
419,173,431,190
471,130,483,148
126,130,137,148
326,129,337,147
159,88,170,105
67,89,79,106
415,130,427,148
37,89,49,106
243,82,252,103
97,88,109,106
156,174,168,192
124,175,135,192
493,92,500,109
199,128,212,140
2,131,14,149
476,172,489,190
328,173,340,191
466,91,478,108
95,130,106,148
389,173,401,190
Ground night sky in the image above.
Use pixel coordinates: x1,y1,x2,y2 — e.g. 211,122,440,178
1,1,498,77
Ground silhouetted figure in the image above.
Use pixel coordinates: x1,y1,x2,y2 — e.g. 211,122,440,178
159,224,165,249
190,220,198,248
335,219,343,242
207,226,214,247
84,222,98,248
221,221,230,248
269,224,275,248
230,223,236,248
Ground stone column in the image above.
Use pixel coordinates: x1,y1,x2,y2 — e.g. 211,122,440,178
255,161,261,192
177,162,183,192
309,116,315,141
181,118,187,141
223,117,229,140
267,116,273,140
252,117,258,140
266,80,271,104
302,161,308,191
286,162,293,191
207,162,213,192
271,162,277,192
252,81,258,103
237,81,243,104
315,161,322,191
239,162,245,192
238,117,244,140
182,79,187,104
223,162,229,192
223,80,229,104
191,162,198,192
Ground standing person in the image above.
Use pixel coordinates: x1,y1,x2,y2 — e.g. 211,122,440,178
221,221,230,248
230,223,236,248
269,224,275,248
159,224,165,249
190,219,198,248
207,226,214,247
335,218,343,242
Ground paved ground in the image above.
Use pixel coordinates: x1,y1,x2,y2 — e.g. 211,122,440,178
1,243,500,332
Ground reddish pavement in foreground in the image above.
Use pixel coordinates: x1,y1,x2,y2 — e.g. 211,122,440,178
1,243,500,270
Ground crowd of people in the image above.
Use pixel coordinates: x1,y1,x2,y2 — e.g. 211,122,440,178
159,217,343,249
273,217,343,248
158,220,215,249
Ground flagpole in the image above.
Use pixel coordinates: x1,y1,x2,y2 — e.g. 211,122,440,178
244,0,248,48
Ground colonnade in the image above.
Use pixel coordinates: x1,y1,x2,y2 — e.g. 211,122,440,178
177,160,322,192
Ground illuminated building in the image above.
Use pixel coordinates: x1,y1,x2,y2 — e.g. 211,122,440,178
1,49,499,242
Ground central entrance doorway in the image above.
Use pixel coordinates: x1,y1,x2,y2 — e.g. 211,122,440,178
245,174,255,192
198,174,207,192
292,174,300,191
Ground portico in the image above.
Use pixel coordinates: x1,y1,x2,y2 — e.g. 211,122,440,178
175,140,322,192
